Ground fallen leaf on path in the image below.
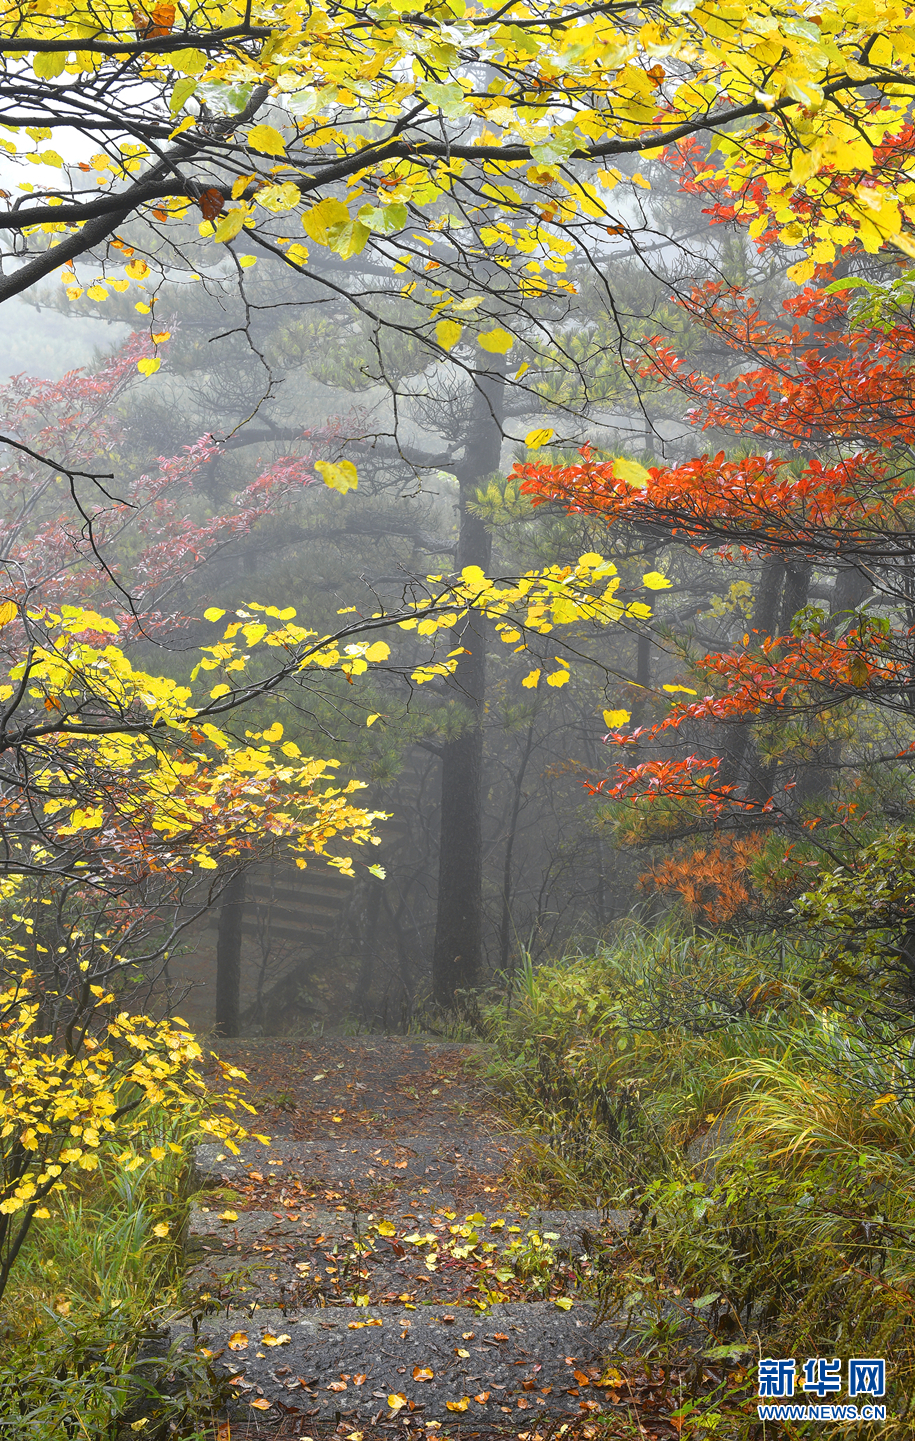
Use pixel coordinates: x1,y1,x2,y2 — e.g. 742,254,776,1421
446,1398,470,1412
328,1381,348,1392
219,1210,239,1222
227,1333,248,1350
493,1332,509,1341
413,1367,434,1381
353,1374,367,1386
250,1399,272,1410
262,1333,291,1346
554,1297,573,1311
474,1392,490,1403
388,1394,407,1411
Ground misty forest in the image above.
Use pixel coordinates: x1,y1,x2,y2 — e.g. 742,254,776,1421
1,0,915,1435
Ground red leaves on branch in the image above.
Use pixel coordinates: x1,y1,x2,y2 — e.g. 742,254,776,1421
0,333,332,641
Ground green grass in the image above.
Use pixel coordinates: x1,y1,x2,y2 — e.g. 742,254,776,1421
0,1106,223,1440
482,922,915,1438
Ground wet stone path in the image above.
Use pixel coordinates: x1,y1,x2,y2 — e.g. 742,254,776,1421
178,1037,636,1437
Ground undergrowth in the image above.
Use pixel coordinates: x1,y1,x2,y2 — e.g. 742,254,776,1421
483,924,915,1439
0,1103,229,1440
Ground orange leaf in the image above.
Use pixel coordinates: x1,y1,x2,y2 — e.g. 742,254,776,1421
133,3,175,36
413,1367,434,1382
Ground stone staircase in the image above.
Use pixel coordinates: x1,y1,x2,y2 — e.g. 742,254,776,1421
176,1037,641,1430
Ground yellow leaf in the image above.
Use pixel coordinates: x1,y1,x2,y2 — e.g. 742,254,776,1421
787,258,816,283
0,601,17,627
446,1398,470,1412
364,641,390,662
213,206,248,243
249,1399,273,1410
546,670,570,687
301,197,350,245
388,1394,408,1411
262,721,283,743
227,1332,249,1350
603,708,631,728
554,1297,573,1311
662,684,697,695
137,358,160,376
125,258,149,279
316,459,358,493
203,607,226,622
525,427,554,450
377,1220,397,1236
436,319,462,350
33,49,68,79
219,1210,238,1222
262,1333,291,1346
152,1222,170,1237
151,330,171,343
239,255,257,267
642,571,672,590
521,670,541,689
248,124,286,157
366,713,381,726
613,457,650,488
478,327,513,354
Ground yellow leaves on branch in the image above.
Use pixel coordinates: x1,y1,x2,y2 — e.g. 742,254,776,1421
10,0,915,295
400,552,657,646
0,974,251,1219
11,604,384,877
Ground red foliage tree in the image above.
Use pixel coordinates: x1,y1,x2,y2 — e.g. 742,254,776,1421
516,145,915,918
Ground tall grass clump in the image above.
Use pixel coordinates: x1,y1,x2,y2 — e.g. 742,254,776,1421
0,1098,233,1439
484,922,915,1436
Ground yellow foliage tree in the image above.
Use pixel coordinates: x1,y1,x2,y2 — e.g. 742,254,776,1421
1,0,913,317
0,971,254,1301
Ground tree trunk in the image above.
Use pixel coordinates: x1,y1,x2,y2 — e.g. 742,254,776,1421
215,870,247,1036
431,373,504,1005
499,720,538,975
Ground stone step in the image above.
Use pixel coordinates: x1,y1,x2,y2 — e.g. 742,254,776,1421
175,1301,632,1423
192,1132,522,1200
183,1203,632,1311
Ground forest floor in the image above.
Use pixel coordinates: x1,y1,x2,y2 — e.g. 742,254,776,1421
182,1036,688,1441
